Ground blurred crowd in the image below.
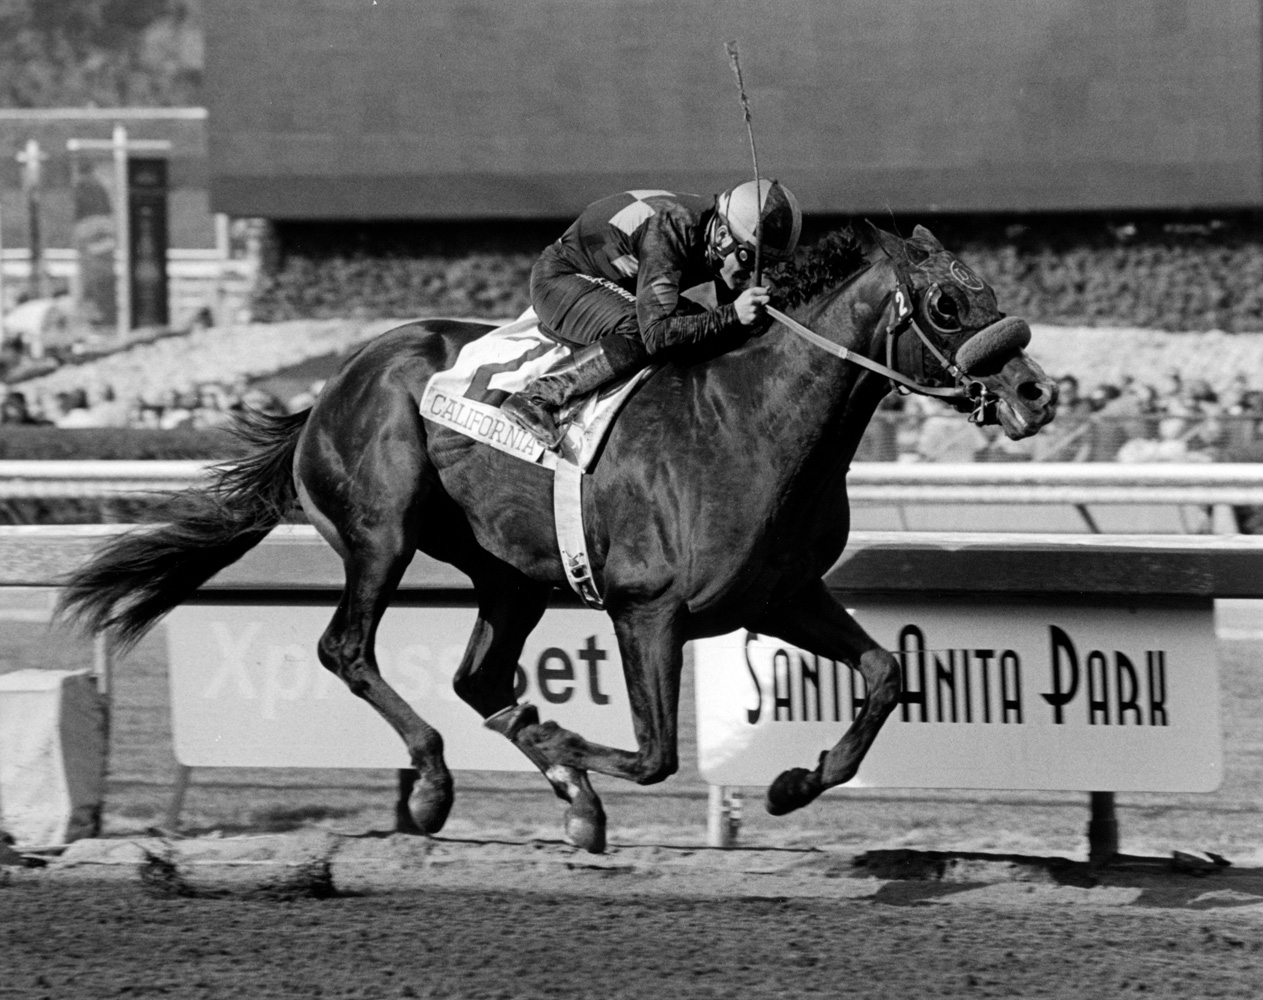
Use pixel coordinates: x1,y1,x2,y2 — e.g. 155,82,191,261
872,368,1263,463
0,378,323,430
5,342,1263,466
0,314,391,433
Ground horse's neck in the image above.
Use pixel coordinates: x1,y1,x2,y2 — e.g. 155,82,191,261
752,268,891,462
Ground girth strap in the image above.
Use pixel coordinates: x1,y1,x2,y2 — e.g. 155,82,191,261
553,458,604,609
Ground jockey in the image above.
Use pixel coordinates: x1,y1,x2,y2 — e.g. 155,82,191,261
500,178,802,448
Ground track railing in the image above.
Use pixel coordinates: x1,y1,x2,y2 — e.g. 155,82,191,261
0,461,210,498
3,460,1263,504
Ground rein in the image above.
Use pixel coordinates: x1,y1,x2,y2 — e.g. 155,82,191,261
767,303,969,402
767,270,1004,433
765,252,1032,425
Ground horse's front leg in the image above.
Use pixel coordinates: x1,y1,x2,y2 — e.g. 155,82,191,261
500,600,685,790
751,580,902,816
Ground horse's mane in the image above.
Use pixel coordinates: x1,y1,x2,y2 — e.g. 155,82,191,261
769,228,869,310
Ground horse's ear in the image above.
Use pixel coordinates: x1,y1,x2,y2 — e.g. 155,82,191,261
911,224,946,253
859,220,907,264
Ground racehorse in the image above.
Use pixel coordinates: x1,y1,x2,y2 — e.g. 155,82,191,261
57,223,1058,853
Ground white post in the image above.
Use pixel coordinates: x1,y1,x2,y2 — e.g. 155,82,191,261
112,124,130,340
91,633,115,815
0,186,6,346
91,633,114,701
18,139,46,303
215,212,230,257
1212,503,1238,535
707,785,742,848
165,765,193,832
214,213,231,327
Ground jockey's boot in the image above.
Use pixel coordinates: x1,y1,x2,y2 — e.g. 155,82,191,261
500,342,620,449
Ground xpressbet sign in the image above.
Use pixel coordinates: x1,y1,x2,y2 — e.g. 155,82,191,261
167,603,629,769
695,598,1221,792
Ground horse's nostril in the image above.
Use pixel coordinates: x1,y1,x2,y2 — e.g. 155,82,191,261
1018,380,1046,401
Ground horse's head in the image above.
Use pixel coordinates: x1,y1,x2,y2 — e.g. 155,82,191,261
858,223,1058,440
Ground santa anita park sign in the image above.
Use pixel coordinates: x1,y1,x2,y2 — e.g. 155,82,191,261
695,598,1221,793
166,597,1220,795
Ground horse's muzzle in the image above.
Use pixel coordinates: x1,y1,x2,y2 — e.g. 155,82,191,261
996,373,1059,439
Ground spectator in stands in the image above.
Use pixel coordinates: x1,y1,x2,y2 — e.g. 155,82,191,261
157,389,196,430
913,400,989,462
1219,379,1263,460
52,389,93,428
189,383,236,429
0,389,48,425
52,385,129,428
1092,379,1161,461
1239,391,1263,415
235,388,286,416
856,391,905,461
1158,367,1184,408
1184,378,1219,410
88,385,129,428
1117,413,1214,463
282,379,325,414
1056,375,1093,418
1180,378,1226,457
1086,381,1123,413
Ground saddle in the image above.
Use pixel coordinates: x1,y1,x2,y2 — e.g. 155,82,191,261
421,311,657,608
420,309,655,472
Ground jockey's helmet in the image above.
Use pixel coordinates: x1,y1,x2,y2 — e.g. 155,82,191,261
709,178,803,270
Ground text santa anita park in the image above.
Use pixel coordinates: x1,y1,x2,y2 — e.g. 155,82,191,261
743,625,1171,729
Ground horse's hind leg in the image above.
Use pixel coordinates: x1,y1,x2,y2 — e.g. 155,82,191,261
449,557,608,852
752,581,902,816
316,539,454,833
299,387,454,833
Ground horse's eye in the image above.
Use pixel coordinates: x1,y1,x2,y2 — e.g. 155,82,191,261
925,287,962,333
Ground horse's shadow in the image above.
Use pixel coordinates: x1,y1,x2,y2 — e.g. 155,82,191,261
855,848,1263,910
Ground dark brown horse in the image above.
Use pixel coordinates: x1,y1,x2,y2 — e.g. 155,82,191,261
57,223,1057,853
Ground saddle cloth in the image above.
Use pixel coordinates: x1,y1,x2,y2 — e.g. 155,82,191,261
419,309,654,471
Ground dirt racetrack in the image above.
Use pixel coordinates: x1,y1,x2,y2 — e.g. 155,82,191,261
4,833,1263,999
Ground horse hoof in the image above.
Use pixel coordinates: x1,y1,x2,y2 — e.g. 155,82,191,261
395,802,422,835
407,773,454,834
564,802,607,854
765,767,824,816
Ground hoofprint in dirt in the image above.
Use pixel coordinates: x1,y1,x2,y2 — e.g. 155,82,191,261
3,836,1263,1000
11,830,1263,908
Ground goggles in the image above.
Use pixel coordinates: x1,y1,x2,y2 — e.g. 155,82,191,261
712,213,757,271
731,242,758,269
713,226,759,270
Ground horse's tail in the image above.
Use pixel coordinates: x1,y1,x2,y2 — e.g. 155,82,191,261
55,407,311,651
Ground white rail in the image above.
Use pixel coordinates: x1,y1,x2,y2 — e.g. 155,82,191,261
0,461,209,498
847,463,1263,505
0,460,1261,504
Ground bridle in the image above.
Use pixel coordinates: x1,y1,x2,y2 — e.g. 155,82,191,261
767,259,1019,425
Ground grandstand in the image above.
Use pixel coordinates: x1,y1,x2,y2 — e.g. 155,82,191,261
1,1,1262,465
